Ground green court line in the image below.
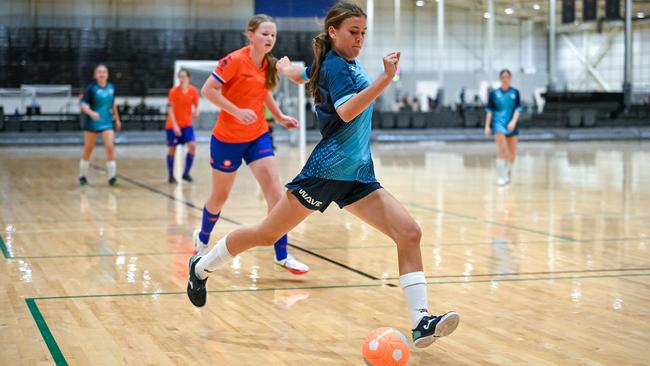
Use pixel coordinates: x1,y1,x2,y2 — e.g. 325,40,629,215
29,272,650,302
25,272,650,365
385,266,650,280
408,202,577,242
0,234,10,258
3,235,645,260
25,299,68,366
31,283,389,301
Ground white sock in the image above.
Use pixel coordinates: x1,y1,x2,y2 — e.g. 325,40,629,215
79,159,89,178
496,159,507,179
195,236,233,280
106,160,116,179
399,271,430,328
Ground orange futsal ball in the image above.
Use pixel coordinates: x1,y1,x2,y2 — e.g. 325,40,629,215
362,327,410,366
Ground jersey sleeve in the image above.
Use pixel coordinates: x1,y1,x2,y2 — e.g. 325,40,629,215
485,91,496,113
212,54,239,84
301,66,311,82
325,59,357,109
514,90,523,113
80,84,93,106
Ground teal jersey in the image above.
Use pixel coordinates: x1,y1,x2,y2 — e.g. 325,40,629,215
81,82,115,131
485,87,523,126
298,51,376,183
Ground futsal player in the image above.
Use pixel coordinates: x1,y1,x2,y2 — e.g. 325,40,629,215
484,69,523,186
79,64,121,186
187,2,459,348
192,14,309,274
165,69,200,184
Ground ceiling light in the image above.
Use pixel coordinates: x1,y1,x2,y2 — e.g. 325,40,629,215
416,0,425,6
533,3,540,11
483,12,491,19
504,7,514,15
637,12,645,18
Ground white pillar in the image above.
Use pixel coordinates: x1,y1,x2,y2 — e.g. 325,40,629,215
437,0,444,83
548,0,557,91
394,0,401,47
485,0,495,74
623,0,632,109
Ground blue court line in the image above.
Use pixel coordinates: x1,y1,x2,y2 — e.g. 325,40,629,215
407,202,577,242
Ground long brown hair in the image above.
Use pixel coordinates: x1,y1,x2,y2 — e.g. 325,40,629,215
308,2,366,103
247,14,279,90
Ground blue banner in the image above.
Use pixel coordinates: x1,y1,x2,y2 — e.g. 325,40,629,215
254,0,337,18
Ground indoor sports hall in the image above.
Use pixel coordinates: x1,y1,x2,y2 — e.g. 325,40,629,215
1,1,649,365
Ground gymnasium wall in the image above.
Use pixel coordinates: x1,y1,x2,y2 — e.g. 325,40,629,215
556,22,650,94
1,0,648,103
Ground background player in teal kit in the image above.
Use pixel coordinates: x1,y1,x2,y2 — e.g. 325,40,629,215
186,2,459,349
79,64,121,186
484,69,523,186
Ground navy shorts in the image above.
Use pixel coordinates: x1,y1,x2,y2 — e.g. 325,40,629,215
491,121,519,136
210,133,275,172
286,176,382,213
166,126,196,146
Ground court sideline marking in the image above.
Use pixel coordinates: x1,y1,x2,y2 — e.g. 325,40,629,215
23,272,650,366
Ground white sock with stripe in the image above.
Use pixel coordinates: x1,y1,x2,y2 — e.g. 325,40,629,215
195,236,233,280
399,271,430,328
79,159,89,177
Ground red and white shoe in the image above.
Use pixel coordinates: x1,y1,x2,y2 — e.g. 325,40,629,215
274,254,309,275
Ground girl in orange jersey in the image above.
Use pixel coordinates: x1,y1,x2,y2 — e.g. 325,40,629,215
193,14,309,274
165,69,200,184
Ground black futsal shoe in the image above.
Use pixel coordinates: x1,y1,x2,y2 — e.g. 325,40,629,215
169,176,177,184
79,176,88,186
108,177,118,187
412,311,460,348
187,255,207,307
182,173,193,183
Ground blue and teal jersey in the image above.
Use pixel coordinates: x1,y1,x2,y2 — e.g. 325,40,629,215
80,82,115,131
486,87,523,135
296,50,376,183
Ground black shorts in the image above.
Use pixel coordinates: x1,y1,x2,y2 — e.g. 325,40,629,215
286,176,382,213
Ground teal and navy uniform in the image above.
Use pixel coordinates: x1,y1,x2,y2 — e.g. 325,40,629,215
80,82,116,132
285,50,381,212
485,87,523,136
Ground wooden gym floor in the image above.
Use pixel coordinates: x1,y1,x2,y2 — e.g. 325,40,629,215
1,140,649,365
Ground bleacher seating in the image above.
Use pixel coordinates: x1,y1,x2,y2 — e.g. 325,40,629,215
0,27,318,96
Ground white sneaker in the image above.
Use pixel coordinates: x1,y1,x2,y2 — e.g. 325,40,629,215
193,229,209,257
274,254,310,275
497,176,508,186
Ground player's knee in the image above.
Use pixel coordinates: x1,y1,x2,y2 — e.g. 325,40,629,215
394,221,422,246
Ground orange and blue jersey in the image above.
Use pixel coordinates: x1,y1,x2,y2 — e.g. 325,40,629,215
165,85,199,129
211,45,269,143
